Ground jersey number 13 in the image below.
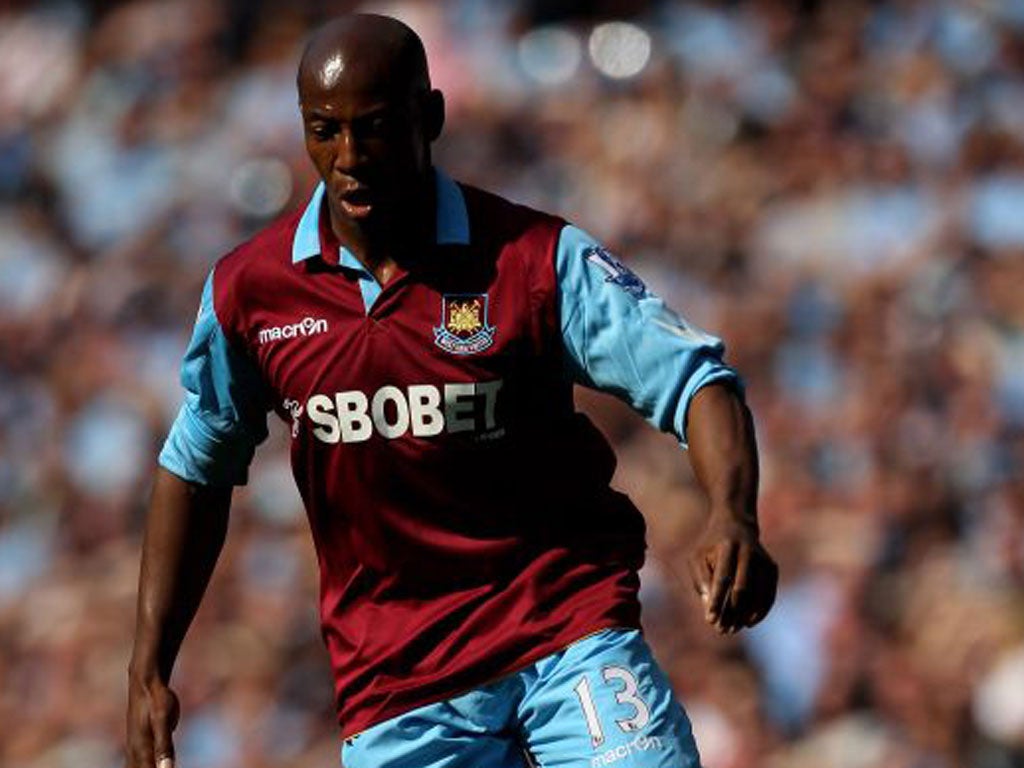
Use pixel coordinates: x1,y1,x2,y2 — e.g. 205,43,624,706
572,666,651,748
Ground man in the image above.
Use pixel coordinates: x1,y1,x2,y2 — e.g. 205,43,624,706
127,14,777,768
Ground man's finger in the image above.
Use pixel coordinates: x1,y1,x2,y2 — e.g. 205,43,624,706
151,688,179,768
716,596,738,634
745,555,779,627
687,549,713,604
728,544,751,615
126,685,156,768
745,586,772,626
152,729,175,768
706,542,737,624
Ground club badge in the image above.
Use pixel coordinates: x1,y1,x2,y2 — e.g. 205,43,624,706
434,293,496,355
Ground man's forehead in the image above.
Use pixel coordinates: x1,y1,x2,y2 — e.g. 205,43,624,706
299,47,422,104
299,97,397,120
298,82,414,117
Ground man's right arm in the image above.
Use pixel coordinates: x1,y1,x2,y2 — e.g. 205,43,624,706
127,469,232,768
126,268,269,768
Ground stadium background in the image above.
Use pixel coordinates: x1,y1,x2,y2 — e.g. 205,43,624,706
2,0,1024,765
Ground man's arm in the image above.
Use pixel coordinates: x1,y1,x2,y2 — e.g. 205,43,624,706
555,224,777,632
685,383,777,634
126,267,268,767
127,469,232,768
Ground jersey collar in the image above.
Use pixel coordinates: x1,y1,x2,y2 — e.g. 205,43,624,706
290,168,470,265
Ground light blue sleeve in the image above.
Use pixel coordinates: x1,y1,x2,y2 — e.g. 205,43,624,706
158,271,269,486
557,225,741,447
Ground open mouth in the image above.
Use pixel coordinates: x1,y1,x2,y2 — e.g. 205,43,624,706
337,186,374,219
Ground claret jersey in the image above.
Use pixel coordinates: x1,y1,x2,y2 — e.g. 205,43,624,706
159,169,738,737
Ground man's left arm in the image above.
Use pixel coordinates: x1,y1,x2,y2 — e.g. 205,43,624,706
556,225,777,633
685,381,777,633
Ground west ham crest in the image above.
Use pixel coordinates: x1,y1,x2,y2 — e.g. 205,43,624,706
434,293,496,355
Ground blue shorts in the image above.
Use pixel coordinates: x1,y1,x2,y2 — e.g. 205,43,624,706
340,629,701,768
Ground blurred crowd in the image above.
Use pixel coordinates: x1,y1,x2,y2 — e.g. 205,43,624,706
2,0,1024,766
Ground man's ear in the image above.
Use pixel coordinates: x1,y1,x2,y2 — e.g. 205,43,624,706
424,89,445,142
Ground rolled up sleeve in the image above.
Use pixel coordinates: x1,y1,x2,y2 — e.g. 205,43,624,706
158,270,269,486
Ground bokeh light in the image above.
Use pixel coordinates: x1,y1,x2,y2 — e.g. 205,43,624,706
228,157,294,219
588,21,651,80
517,24,582,86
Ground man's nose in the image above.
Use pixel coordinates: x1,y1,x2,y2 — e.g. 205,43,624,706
333,127,362,172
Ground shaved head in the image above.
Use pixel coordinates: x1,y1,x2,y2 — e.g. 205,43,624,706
298,14,431,100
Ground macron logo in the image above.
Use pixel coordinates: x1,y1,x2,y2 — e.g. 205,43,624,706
591,735,664,767
258,317,328,345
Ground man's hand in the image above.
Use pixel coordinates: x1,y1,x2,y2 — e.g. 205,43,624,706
687,511,778,634
127,671,180,768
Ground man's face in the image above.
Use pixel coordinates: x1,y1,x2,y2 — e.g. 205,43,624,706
299,65,436,228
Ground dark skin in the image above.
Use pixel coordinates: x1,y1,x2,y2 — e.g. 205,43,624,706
127,14,776,768
687,383,778,632
127,471,229,768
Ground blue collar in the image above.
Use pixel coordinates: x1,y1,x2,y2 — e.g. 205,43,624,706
290,168,470,264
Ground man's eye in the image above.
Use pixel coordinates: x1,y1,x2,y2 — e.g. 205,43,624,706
309,123,336,140
355,115,390,138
